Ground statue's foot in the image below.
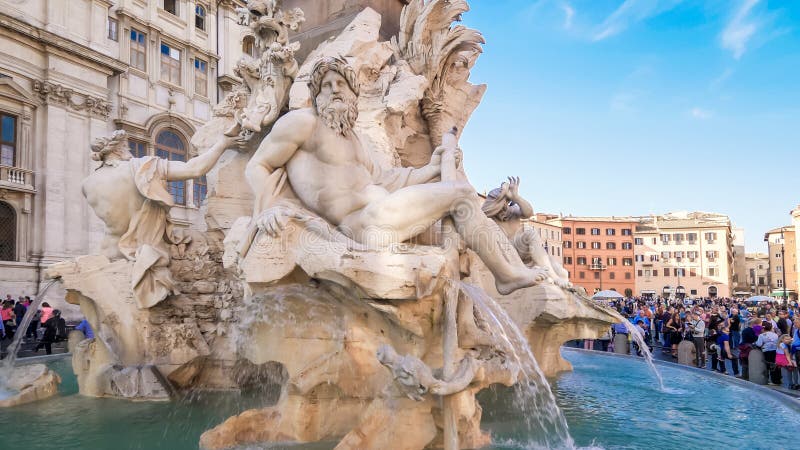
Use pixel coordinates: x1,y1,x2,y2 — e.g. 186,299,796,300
496,266,549,295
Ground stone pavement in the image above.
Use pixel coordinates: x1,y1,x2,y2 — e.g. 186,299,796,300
0,335,69,360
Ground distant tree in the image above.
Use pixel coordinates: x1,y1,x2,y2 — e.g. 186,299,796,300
624,288,633,298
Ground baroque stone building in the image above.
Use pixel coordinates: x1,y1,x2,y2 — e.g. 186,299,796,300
793,206,800,298
764,226,797,301
0,0,250,305
547,215,638,295
634,212,734,299
745,252,770,296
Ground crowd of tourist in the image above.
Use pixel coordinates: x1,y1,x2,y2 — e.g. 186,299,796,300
583,296,800,390
0,294,67,355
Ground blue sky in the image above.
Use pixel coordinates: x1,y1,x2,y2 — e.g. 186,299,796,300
457,0,799,251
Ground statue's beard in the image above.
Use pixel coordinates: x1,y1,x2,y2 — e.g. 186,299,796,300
317,96,358,136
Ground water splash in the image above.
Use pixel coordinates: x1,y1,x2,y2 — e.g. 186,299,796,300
602,307,665,392
459,282,575,449
0,279,59,392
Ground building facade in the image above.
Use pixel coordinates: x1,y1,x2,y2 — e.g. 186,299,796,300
793,206,800,297
744,253,770,296
548,216,638,295
731,227,748,294
764,226,797,301
522,217,563,263
634,212,734,299
0,0,249,303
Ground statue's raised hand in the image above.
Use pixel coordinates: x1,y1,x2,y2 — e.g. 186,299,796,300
507,176,520,200
430,145,463,170
429,145,446,168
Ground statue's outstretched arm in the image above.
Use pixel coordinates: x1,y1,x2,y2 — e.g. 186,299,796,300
245,109,315,216
166,135,237,181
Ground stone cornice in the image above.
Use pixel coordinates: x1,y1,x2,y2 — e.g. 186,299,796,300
32,80,112,118
216,74,241,90
0,12,128,74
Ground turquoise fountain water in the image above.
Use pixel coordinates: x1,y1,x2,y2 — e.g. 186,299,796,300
3,344,798,448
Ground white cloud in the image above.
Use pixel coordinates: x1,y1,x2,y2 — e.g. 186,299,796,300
561,2,575,29
720,0,760,59
690,107,713,120
592,0,683,41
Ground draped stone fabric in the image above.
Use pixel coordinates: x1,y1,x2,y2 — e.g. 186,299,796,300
118,156,178,309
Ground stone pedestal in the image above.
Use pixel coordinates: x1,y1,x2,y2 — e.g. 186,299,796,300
613,334,629,355
677,340,696,366
748,349,767,385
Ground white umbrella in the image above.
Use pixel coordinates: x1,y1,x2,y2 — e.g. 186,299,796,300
745,295,773,303
592,290,624,300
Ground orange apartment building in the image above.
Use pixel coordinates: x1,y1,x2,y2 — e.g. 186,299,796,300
548,216,639,295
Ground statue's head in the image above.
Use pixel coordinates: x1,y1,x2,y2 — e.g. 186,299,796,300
482,187,512,221
91,130,132,166
308,56,359,136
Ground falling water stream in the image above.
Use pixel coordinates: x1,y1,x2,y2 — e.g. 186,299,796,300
0,279,59,396
597,305,666,392
460,282,576,449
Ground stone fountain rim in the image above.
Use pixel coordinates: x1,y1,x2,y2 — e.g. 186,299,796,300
9,353,72,367
562,347,800,412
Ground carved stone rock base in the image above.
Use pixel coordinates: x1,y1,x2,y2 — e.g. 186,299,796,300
0,364,61,408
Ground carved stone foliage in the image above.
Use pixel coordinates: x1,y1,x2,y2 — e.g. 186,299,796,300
32,80,112,118
217,0,305,140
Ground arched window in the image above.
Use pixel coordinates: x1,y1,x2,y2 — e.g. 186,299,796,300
155,129,186,205
0,201,16,261
195,5,206,31
243,36,256,58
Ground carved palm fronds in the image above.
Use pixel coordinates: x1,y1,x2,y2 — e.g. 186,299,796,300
398,1,482,75
393,0,484,143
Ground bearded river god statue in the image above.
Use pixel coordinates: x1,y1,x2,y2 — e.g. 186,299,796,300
242,56,549,296
42,1,619,449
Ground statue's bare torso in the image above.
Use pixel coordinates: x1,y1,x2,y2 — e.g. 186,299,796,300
82,163,143,258
284,109,388,225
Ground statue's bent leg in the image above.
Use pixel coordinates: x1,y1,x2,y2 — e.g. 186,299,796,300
339,181,472,247
450,197,548,295
342,181,547,295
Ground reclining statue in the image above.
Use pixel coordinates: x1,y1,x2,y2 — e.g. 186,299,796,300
482,177,571,288
244,56,547,295
82,130,236,308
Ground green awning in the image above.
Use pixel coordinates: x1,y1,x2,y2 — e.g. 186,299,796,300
769,290,795,298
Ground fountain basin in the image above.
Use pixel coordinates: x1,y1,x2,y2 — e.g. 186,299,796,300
1,351,799,448
0,363,61,408
481,349,800,448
